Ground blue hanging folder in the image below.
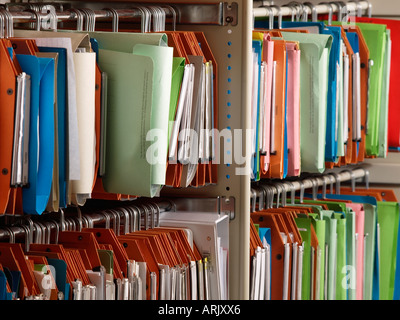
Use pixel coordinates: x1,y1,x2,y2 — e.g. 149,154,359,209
254,20,326,34
0,270,12,300
90,38,100,63
47,258,70,300
312,193,377,206
347,33,360,57
323,26,342,163
283,48,289,178
252,40,262,181
17,54,55,215
3,267,20,299
280,21,326,34
38,47,68,209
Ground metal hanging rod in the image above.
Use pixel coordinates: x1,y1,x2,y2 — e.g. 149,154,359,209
0,199,173,244
253,1,372,20
10,9,141,22
0,196,233,244
6,8,151,24
0,2,238,27
251,167,370,211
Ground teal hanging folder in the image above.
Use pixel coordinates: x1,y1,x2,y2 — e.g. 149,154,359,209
17,54,55,215
47,258,70,300
252,40,262,181
38,46,67,209
283,49,289,178
0,270,12,300
323,26,342,163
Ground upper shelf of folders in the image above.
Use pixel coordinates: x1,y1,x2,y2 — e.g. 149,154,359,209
0,0,250,216
248,0,397,185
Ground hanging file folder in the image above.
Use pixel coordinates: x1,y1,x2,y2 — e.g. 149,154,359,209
0,40,21,214
357,18,400,150
346,23,387,157
36,51,59,213
251,39,262,181
278,22,341,165
37,46,68,209
285,41,301,177
346,32,362,160
17,54,55,215
267,39,287,179
87,32,173,197
333,25,370,164
13,30,88,186
323,26,342,164
70,51,96,206
279,32,332,173
254,32,274,175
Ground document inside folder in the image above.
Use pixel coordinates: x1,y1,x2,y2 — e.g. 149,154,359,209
11,72,31,188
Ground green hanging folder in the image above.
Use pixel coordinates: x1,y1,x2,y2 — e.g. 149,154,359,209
301,194,351,299
330,22,388,156
92,32,173,197
168,57,185,146
353,23,387,156
300,197,350,299
279,32,332,173
300,199,347,213
85,30,169,50
378,29,391,158
363,203,377,300
294,216,313,300
309,213,326,300
344,207,356,300
334,212,347,300
377,201,400,300
98,249,114,275
311,193,381,299
285,201,325,213
322,210,338,300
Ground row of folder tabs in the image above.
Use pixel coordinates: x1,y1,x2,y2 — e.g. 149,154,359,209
0,27,218,216
250,16,396,181
0,203,229,300
250,182,400,300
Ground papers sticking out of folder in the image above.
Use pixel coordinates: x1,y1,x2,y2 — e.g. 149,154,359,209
170,63,195,163
11,72,31,188
159,211,229,300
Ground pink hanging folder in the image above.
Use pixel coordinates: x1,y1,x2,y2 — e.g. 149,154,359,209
285,42,301,177
346,202,365,300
